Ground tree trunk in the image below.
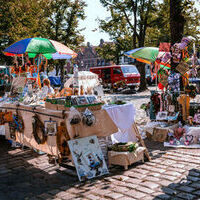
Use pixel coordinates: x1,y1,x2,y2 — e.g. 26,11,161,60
138,36,147,91
56,65,59,76
170,0,185,45
170,0,185,71
137,62,147,91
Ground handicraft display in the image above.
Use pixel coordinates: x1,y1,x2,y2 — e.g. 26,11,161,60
44,120,57,136
68,136,109,181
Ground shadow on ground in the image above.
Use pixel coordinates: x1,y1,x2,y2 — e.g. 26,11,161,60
154,168,200,200
0,136,160,200
0,137,78,200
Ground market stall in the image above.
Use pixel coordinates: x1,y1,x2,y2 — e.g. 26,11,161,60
0,37,151,181
126,37,200,149
0,99,150,180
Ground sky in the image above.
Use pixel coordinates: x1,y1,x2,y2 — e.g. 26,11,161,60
80,0,111,46
81,1,200,46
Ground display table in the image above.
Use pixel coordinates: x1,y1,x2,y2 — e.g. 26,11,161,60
1,103,117,156
1,103,150,161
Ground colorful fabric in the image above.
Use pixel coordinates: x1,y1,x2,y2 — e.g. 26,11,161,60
168,72,180,93
178,94,190,121
171,43,182,63
159,43,171,52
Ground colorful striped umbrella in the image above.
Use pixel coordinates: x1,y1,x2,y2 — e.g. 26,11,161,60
4,37,77,59
124,47,159,64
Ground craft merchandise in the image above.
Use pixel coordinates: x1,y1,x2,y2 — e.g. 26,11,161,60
44,120,57,136
179,37,191,50
68,107,81,125
178,94,190,121
32,115,46,144
152,127,169,142
159,42,171,52
56,122,70,160
9,114,24,139
150,92,161,115
161,52,172,64
82,108,96,126
193,110,200,124
171,43,182,63
68,136,109,181
176,61,190,75
158,68,169,87
168,72,180,93
108,142,138,153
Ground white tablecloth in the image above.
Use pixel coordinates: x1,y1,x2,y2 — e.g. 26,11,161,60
103,103,137,143
0,125,5,135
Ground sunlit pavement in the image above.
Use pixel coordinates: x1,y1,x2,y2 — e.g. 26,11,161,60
1,134,200,200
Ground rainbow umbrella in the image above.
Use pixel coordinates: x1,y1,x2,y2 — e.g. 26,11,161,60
4,37,77,59
124,47,159,64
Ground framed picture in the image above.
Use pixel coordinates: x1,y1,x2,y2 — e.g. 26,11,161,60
168,105,175,113
176,61,190,75
87,96,97,104
75,96,88,105
68,136,109,181
44,121,57,136
156,111,168,121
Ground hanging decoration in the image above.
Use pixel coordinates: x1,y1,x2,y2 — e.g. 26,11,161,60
56,122,71,160
32,115,46,144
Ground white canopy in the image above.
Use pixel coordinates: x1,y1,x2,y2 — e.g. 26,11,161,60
64,71,103,95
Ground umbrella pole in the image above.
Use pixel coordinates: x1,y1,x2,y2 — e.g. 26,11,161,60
155,63,158,92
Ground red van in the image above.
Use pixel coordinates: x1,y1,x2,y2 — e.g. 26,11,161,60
90,65,140,90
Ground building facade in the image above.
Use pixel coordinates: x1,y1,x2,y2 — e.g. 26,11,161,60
75,39,111,70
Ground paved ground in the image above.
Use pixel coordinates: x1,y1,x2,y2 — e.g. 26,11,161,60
1,136,200,200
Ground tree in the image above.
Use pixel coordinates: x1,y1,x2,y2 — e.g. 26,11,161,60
46,0,86,87
0,0,49,64
149,0,200,44
170,0,185,45
0,0,86,88
96,9,133,64
99,0,158,91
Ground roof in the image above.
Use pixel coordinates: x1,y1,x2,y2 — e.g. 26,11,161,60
90,65,137,69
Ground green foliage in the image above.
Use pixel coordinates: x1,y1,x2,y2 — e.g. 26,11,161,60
46,0,86,50
98,0,200,90
0,0,86,65
98,0,158,90
0,0,49,64
46,0,86,80
151,0,200,43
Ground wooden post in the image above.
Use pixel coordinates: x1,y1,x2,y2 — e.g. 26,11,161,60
132,123,151,161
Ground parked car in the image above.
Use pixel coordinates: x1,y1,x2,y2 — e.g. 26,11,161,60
90,65,140,90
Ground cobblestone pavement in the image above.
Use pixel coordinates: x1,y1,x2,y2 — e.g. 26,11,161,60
1,136,200,200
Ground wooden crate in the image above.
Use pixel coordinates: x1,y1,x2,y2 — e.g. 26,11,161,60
108,147,145,170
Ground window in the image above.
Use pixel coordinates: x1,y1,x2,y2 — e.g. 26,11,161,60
102,68,111,80
113,68,121,75
121,65,139,74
